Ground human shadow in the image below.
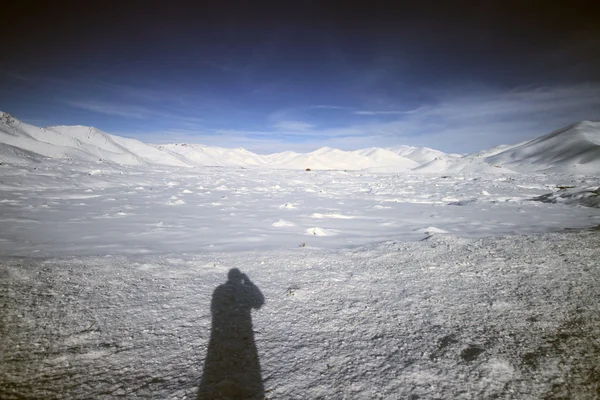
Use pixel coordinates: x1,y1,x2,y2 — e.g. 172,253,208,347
198,268,265,400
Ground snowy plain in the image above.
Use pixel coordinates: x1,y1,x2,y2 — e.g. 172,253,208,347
1,113,599,399
0,161,599,258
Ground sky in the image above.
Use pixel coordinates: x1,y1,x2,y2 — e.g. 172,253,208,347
1,0,600,154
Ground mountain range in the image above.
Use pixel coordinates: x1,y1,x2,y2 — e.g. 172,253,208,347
1,112,598,174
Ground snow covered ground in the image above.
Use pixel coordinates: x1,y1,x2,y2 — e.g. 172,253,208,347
1,231,599,399
1,113,600,398
0,161,599,257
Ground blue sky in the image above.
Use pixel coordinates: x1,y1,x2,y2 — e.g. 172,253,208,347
1,1,600,154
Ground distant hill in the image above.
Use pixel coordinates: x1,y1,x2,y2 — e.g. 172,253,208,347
1,112,599,174
485,121,600,174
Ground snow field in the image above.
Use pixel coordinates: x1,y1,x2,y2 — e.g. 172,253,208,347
1,230,599,398
0,162,599,258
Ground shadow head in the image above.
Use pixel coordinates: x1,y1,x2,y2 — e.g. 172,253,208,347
227,268,243,283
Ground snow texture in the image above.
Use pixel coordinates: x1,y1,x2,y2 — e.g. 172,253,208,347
1,232,599,399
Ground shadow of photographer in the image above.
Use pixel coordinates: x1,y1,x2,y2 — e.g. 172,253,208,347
198,268,265,399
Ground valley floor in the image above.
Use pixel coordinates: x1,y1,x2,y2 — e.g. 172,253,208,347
1,163,599,399
0,162,599,257
1,230,599,399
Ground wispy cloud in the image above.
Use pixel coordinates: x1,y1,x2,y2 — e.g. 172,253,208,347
310,105,353,110
354,107,426,116
354,111,402,115
64,99,204,126
354,110,405,116
267,104,354,126
187,83,600,153
65,100,151,119
2,70,207,125
6,67,600,154
273,120,314,131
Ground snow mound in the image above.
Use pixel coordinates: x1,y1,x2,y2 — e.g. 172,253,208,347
310,213,353,219
414,226,449,234
485,121,600,173
272,219,295,227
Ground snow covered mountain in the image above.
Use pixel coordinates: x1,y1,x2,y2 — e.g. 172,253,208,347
1,111,599,173
388,145,460,165
485,121,600,173
0,112,193,167
157,143,266,167
0,112,444,171
262,147,419,171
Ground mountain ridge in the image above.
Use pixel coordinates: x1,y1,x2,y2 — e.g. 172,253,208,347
1,112,599,173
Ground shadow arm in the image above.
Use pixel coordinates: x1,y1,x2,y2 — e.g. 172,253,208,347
242,275,265,309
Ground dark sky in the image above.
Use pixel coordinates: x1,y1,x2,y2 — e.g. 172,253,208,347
1,0,599,153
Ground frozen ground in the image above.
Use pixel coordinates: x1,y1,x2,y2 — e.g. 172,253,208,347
0,161,599,257
0,161,599,399
1,230,599,399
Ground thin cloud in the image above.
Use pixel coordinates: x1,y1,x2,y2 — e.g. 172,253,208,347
267,105,353,126
354,110,407,116
65,100,151,119
4,70,207,124
273,120,314,131
64,99,204,125
213,83,600,153
310,105,353,110
354,107,426,116
59,82,600,154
